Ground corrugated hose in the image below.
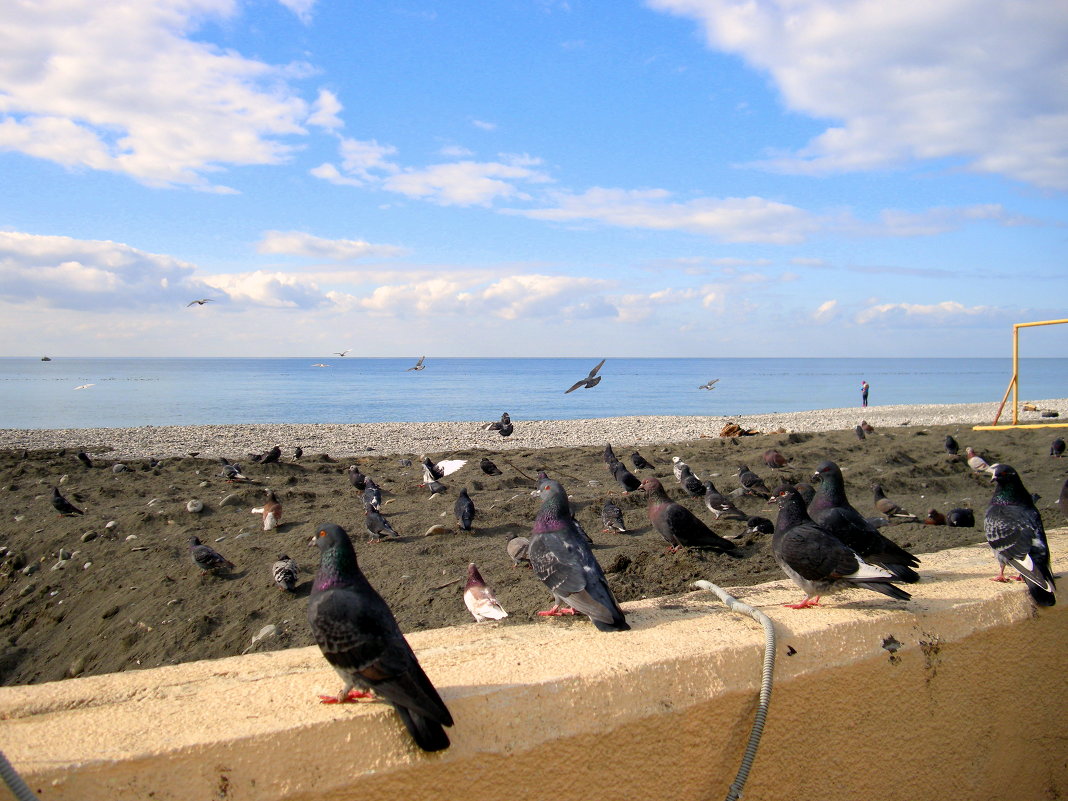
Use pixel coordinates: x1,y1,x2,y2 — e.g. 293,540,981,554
0,748,36,801
693,580,777,801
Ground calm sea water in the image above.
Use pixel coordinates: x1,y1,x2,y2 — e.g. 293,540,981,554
0,357,1063,430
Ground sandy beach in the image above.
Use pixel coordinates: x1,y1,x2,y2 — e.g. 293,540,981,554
0,399,1064,686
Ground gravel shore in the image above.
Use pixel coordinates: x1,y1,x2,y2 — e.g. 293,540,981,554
1,399,1064,459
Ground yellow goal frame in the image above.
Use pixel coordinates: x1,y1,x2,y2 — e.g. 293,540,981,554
973,318,1068,431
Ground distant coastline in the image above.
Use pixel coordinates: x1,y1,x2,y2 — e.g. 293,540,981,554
1,399,1063,460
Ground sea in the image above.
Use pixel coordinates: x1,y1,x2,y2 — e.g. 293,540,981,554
0,357,1064,430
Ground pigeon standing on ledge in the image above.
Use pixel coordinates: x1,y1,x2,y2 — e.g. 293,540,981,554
984,464,1056,606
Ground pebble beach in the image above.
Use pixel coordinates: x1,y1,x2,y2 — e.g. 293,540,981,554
1,399,1064,459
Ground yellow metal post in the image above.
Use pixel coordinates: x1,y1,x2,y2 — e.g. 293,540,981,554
1012,323,1019,425
977,318,1068,431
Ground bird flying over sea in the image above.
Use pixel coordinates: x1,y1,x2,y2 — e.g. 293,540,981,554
565,359,605,394
73,384,94,391
334,350,350,357
406,356,426,371
186,298,213,306
698,379,719,390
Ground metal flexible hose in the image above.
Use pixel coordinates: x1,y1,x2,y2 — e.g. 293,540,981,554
0,748,37,801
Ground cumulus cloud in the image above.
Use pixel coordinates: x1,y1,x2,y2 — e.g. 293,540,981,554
307,89,343,130
813,299,839,322
649,0,1068,189
256,230,408,260
277,0,315,24
511,187,818,244
854,300,991,325
0,0,317,190
201,270,332,309
0,231,220,310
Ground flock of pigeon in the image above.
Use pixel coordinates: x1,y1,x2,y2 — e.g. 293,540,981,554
47,430,1065,754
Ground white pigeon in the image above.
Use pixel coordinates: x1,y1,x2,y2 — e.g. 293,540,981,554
965,446,996,475
463,563,508,622
672,456,688,482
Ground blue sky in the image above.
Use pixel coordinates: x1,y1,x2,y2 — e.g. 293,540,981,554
1,0,1066,357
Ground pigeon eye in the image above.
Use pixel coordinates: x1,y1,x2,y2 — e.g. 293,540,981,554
318,530,326,537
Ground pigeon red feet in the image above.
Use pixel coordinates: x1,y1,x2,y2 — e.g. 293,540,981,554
784,596,821,609
319,689,375,704
537,606,576,617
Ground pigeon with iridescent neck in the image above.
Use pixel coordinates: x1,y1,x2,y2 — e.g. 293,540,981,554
984,464,1055,606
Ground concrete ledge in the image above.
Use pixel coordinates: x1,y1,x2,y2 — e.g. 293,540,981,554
2,531,1066,801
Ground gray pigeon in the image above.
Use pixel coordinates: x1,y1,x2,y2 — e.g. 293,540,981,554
640,478,737,554
479,458,502,476
454,488,475,530
363,477,381,510
565,358,605,393
771,485,911,609
51,486,84,516
365,507,399,542
506,536,531,567
947,508,975,527
529,478,629,631
347,465,367,490
601,500,626,533
272,554,299,591
677,464,705,498
944,435,960,455
630,451,654,471
307,523,453,751
1050,438,1066,458
984,464,1055,606
189,536,234,573
737,465,771,499
76,451,93,468
702,480,747,522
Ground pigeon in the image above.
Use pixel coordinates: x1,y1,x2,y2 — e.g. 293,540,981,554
671,456,688,482
421,456,466,484
854,425,866,441
528,478,629,631
294,446,303,460
347,465,367,490
406,356,426,371
603,442,618,467
984,464,1056,606
677,465,705,498
463,563,508,622
746,516,774,536
610,461,641,493
698,379,719,390
640,477,737,554
251,489,283,531
924,509,947,526
426,480,447,497
186,298,213,306
364,502,400,541
762,449,788,469
189,536,234,573
51,486,84,516
479,458,502,476
454,488,475,531
1059,478,1068,523
307,523,453,751
564,358,606,393
794,482,816,507
944,435,960,455
219,459,248,482
701,480,747,521
965,446,995,474
486,412,511,431
506,536,531,567
363,477,382,511
1050,438,1066,458
737,465,771,499
260,446,282,465
859,420,875,434
630,451,654,471
808,461,920,583
872,484,915,519
75,451,93,468
947,508,975,527
771,485,911,609
272,554,299,591
497,419,514,437
601,499,626,533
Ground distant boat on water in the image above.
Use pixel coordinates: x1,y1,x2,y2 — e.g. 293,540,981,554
40,356,51,361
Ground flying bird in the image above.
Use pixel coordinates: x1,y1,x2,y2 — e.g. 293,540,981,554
564,359,606,393
640,477,737,554
406,356,426,371
984,464,1056,606
186,298,213,306
463,563,508,622
307,523,453,751
698,379,719,390
272,554,299,591
73,384,94,391
771,485,911,609
333,350,350,357
51,486,84,516
189,536,234,574
528,477,629,631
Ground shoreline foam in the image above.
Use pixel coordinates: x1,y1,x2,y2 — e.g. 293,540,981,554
1,399,1064,459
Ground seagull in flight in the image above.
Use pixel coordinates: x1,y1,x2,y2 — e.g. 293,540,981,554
565,358,605,393
311,363,330,368
698,379,719,390
407,356,426,371
74,383,95,390
186,298,213,307
334,350,350,357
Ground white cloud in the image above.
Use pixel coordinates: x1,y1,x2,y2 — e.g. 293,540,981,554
257,230,408,260
471,119,498,131
276,0,315,24
513,187,817,243
383,158,551,207
201,270,330,309
854,300,991,325
813,299,838,322
307,89,343,130
0,0,316,189
0,231,219,310
650,0,1068,189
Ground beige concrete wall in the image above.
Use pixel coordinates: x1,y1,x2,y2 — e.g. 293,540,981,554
2,531,1066,801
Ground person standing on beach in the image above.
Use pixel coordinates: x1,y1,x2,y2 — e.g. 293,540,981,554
861,380,870,407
